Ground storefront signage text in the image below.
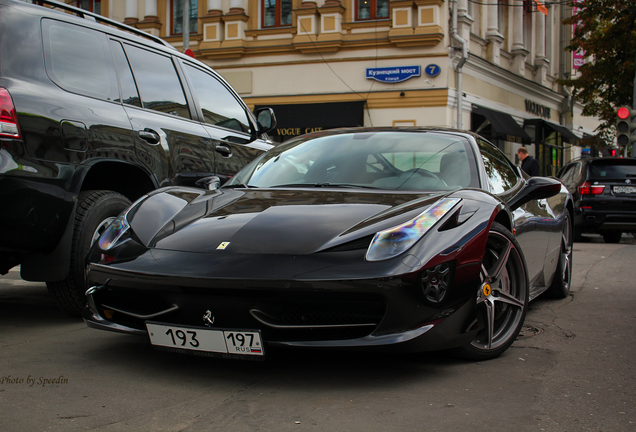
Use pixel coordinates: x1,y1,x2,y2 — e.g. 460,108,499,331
276,127,323,136
525,100,551,119
366,66,421,83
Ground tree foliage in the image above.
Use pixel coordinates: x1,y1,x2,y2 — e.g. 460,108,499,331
560,0,636,145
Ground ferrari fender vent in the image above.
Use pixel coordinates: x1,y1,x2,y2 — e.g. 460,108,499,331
321,235,374,253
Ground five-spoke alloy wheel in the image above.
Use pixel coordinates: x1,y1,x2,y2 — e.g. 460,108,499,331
457,222,529,360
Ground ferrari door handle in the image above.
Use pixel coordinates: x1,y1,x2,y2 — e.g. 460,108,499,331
215,145,232,157
138,129,160,145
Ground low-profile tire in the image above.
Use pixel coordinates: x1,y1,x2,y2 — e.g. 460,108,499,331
545,212,573,299
47,190,131,316
455,222,529,361
602,232,622,243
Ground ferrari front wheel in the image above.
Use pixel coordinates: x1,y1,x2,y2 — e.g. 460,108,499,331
456,222,529,361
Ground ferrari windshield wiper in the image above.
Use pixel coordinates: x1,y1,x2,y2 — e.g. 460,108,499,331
271,183,376,189
223,183,258,189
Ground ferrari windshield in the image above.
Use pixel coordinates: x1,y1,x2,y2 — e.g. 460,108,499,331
227,130,480,191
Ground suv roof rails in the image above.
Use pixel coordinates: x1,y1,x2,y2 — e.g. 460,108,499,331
27,0,177,51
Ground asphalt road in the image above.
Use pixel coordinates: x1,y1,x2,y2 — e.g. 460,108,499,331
1,234,635,432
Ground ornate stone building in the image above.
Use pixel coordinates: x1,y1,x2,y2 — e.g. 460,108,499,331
73,0,601,176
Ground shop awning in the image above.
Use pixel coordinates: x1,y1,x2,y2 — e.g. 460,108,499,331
524,118,579,143
472,105,531,144
254,101,365,137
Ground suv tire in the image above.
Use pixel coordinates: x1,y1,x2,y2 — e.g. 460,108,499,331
47,191,131,316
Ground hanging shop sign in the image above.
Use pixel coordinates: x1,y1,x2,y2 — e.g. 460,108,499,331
366,66,421,83
525,100,551,119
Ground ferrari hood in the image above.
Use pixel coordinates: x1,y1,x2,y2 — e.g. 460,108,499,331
137,189,446,255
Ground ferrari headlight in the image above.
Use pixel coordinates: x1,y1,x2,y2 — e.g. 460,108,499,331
98,195,148,251
365,198,461,262
98,214,130,251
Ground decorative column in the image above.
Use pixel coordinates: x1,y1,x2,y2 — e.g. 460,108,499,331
511,0,528,76
123,0,139,26
317,0,345,52
389,0,444,48
137,0,161,36
199,0,224,53
293,2,319,53
485,0,503,66
534,11,549,86
456,0,473,43
207,0,222,15
220,0,248,58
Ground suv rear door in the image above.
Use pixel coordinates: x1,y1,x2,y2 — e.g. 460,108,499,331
110,40,215,187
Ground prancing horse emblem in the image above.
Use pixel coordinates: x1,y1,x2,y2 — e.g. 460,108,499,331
203,310,215,327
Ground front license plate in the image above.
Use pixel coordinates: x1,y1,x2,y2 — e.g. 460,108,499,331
145,322,264,357
613,186,636,194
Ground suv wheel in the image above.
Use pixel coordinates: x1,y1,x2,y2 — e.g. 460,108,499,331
47,191,131,316
602,232,622,243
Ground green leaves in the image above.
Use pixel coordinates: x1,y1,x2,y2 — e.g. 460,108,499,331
559,0,636,144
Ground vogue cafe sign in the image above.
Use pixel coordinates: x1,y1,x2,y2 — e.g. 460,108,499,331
525,100,551,119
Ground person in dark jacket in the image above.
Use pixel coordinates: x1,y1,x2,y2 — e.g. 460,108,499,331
517,147,540,176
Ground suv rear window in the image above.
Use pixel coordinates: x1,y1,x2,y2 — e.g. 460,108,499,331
590,160,636,179
123,43,191,119
42,19,119,101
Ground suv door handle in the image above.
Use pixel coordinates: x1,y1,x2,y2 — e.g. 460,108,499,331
138,129,160,145
215,145,232,157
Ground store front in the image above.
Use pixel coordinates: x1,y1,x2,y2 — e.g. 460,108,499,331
255,101,365,143
523,119,578,177
470,105,531,152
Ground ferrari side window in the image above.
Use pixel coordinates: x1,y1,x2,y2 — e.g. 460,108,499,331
478,139,518,194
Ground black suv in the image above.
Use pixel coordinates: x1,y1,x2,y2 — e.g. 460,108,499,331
557,157,636,242
0,0,275,314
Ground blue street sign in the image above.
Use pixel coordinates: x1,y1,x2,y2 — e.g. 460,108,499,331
366,66,421,83
424,64,441,77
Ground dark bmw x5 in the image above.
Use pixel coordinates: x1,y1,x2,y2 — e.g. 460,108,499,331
558,157,636,242
0,0,275,315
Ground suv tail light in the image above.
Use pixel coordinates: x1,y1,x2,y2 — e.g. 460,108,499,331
579,181,605,195
0,88,22,139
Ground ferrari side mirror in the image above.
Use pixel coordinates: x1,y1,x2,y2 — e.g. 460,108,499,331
195,175,221,191
508,177,562,211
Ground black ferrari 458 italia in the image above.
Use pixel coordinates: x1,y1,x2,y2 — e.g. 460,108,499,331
84,128,573,361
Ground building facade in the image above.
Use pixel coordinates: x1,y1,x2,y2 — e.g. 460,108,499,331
77,0,601,176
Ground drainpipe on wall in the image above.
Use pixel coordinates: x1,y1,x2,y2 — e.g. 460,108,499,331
450,0,468,130
560,0,574,157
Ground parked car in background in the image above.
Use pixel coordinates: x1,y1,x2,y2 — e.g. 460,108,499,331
84,128,573,361
557,157,636,243
0,0,275,315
